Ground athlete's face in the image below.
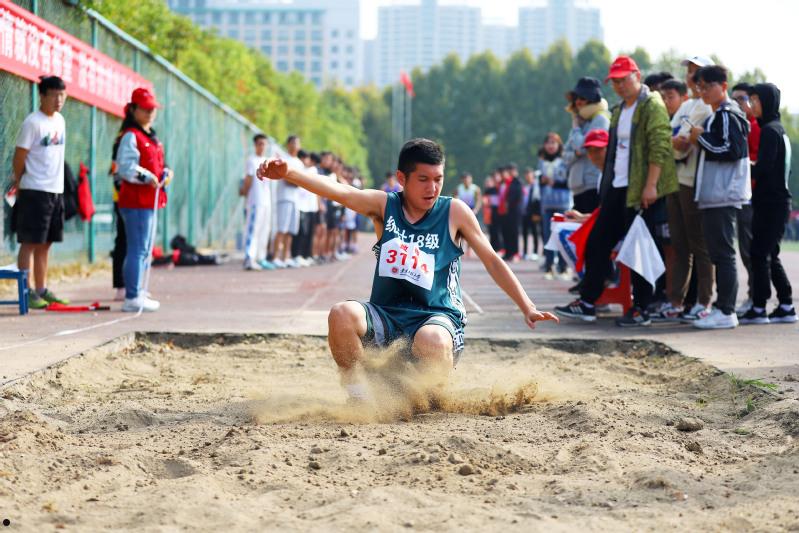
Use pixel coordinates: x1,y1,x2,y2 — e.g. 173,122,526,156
398,163,445,211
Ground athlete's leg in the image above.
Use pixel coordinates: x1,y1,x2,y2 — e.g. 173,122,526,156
328,301,368,382
411,324,454,374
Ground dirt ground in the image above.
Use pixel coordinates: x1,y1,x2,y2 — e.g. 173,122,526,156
1,334,798,532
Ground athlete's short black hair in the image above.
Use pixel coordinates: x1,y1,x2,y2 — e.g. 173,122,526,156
397,138,444,176
253,133,267,144
660,79,687,96
310,152,321,164
297,149,309,159
286,134,299,145
695,65,728,85
731,82,751,93
38,75,65,95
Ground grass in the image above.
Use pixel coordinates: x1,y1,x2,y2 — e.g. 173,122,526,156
727,374,778,417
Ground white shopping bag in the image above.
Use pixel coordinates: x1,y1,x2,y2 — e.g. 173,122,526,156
616,215,665,289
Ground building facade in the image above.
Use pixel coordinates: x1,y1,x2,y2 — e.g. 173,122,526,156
518,0,602,57
166,0,361,89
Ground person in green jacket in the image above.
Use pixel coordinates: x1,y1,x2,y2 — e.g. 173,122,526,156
555,55,678,327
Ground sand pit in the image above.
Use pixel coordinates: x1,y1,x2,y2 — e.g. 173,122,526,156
1,333,798,531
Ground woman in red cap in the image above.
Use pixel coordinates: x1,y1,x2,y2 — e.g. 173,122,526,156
112,87,171,312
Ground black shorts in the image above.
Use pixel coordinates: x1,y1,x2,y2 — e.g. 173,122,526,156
326,203,342,230
13,189,64,244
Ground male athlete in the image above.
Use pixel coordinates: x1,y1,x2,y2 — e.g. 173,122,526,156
258,139,558,401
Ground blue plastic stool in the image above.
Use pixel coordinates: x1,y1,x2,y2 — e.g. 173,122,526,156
0,268,29,315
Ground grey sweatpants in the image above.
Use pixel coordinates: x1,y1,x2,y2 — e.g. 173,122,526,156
702,206,739,315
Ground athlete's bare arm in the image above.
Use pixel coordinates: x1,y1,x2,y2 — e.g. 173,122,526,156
257,157,386,222
449,199,559,329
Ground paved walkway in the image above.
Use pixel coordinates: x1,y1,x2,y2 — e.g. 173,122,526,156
2,235,798,389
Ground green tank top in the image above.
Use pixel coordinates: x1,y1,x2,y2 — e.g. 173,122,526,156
370,192,466,327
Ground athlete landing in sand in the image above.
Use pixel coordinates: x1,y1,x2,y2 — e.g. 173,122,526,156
258,139,558,401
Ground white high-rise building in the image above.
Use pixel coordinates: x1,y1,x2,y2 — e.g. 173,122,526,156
375,0,481,87
166,0,361,89
519,0,602,57
481,24,519,61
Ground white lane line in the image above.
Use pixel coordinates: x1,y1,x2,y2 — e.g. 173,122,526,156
461,288,484,315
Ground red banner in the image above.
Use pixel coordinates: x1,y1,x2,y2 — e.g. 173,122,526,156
0,1,152,118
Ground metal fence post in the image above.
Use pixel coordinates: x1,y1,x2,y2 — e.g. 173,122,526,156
162,75,171,251
187,91,195,244
30,0,38,113
87,16,98,263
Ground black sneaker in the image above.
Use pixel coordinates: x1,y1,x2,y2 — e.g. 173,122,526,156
615,306,651,327
554,300,597,322
768,306,798,324
739,307,769,325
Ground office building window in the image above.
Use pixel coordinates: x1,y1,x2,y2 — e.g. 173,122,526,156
295,29,306,40
195,0,206,7
261,45,272,55
347,30,354,38
278,30,289,41
311,12,322,24
211,11,222,24
261,29,272,40
228,11,239,24
311,30,322,41
331,45,338,53
346,45,353,54
244,29,256,43
227,28,239,39
311,61,322,73
311,45,322,57
278,45,289,55
294,60,306,71
311,76,322,86
277,60,289,71
297,12,305,23
331,29,339,38
295,45,306,55
346,61,353,69
330,60,338,69
261,12,271,23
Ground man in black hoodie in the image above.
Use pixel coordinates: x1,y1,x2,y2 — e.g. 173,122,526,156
739,83,796,324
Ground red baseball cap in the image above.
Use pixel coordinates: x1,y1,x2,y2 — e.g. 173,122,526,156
130,87,160,110
583,128,609,148
605,55,640,82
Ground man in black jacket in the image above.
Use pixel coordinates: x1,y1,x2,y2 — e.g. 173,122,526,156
500,163,523,261
739,83,796,324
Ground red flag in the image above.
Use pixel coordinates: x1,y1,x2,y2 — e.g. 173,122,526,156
399,71,415,97
77,162,96,222
568,208,600,272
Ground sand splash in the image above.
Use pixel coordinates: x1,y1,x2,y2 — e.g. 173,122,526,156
250,340,541,424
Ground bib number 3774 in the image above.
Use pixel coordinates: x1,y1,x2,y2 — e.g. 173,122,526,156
378,237,435,290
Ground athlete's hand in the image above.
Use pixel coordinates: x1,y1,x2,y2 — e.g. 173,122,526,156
257,158,288,181
524,306,559,329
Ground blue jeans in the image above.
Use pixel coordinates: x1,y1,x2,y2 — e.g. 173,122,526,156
119,207,155,300
542,207,566,273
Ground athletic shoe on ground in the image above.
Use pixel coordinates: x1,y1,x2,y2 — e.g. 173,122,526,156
693,308,738,329
258,259,277,270
679,304,711,323
616,306,652,327
554,300,597,322
544,270,556,281
244,258,262,271
40,289,69,305
652,302,683,323
768,306,798,324
559,271,573,282
524,253,539,261
739,307,769,325
285,258,300,268
334,252,350,261
272,258,287,269
121,297,160,312
27,292,47,310
113,288,126,302
736,299,753,318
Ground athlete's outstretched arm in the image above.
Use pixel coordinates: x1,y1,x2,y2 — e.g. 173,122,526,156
450,199,559,329
257,157,386,219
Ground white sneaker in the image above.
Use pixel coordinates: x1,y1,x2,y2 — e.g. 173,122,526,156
335,251,350,261
285,258,299,268
680,303,710,323
693,308,738,329
121,297,160,312
272,258,286,269
736,299,753,318
243,258,262,271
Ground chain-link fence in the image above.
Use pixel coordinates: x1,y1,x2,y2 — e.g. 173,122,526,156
1,1,262,263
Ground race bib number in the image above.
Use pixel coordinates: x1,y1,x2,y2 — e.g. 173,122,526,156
378,237,435,290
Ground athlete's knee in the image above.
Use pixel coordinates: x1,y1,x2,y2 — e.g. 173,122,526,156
413,325,453,361
328,302,366,336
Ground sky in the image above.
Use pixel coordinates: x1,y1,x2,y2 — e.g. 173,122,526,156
359,0,799,112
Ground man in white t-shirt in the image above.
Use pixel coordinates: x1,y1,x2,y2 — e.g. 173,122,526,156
290,150,320,267
11,76,70,310
240,134,275,271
